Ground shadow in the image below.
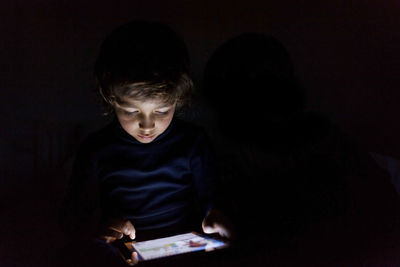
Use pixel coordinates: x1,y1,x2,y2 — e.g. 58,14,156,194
203,33,305,149
202,33,400,265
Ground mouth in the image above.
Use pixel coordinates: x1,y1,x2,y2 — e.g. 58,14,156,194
137,134,156,141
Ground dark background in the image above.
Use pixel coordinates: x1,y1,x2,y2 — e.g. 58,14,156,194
1,1,399,266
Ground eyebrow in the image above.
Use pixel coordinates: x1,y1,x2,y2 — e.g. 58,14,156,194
117,101,137,108
116,101,173,109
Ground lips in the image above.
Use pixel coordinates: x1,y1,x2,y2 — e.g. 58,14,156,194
137,134,156,140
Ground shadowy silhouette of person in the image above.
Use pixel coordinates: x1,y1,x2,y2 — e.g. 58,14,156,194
202,33,400,266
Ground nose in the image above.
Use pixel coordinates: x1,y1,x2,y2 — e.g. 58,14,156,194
138,116,155,130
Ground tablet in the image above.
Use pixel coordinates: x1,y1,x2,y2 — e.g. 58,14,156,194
119,232,228,261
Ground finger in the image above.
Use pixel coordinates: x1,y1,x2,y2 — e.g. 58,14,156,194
203,223,231,238
132,252,139,264
110,219,136,240
215,222,233,238
103,228,124,239
99,235,117,243
126,252,139,266
202,217,212,229
202,222,217,234
122,220,136,240
202,216,217,233
216,224,230,238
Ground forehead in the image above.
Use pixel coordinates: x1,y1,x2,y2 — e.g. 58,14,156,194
116,96,174,108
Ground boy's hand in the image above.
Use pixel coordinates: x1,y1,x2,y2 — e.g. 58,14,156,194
202,209,234,239
99,218,136,243
125,252,139,266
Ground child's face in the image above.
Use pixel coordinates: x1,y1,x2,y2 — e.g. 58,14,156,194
114,96,176,143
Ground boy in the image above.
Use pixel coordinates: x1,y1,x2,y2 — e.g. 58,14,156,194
61,20,231,265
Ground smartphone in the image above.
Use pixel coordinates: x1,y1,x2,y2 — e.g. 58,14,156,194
115,232,229,262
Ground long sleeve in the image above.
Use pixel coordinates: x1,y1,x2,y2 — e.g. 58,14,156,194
59,118,219,234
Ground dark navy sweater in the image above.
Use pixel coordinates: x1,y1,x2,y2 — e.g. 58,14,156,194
62,118,216,235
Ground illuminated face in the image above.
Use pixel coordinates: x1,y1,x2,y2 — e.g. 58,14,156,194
114,96,176,143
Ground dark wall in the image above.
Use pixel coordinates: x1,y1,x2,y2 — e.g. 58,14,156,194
1,1,399,265
2,0,399,153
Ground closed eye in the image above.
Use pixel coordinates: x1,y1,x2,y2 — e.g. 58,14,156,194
155,111,169,115
123,110,139,116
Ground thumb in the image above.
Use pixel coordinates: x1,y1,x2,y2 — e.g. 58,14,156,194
126,252,139,266
202,219,217,234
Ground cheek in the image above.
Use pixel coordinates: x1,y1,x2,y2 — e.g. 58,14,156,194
156,115,174,130
119,118,138,133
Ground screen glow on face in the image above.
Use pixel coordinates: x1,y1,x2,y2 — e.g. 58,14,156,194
114,96,176,143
